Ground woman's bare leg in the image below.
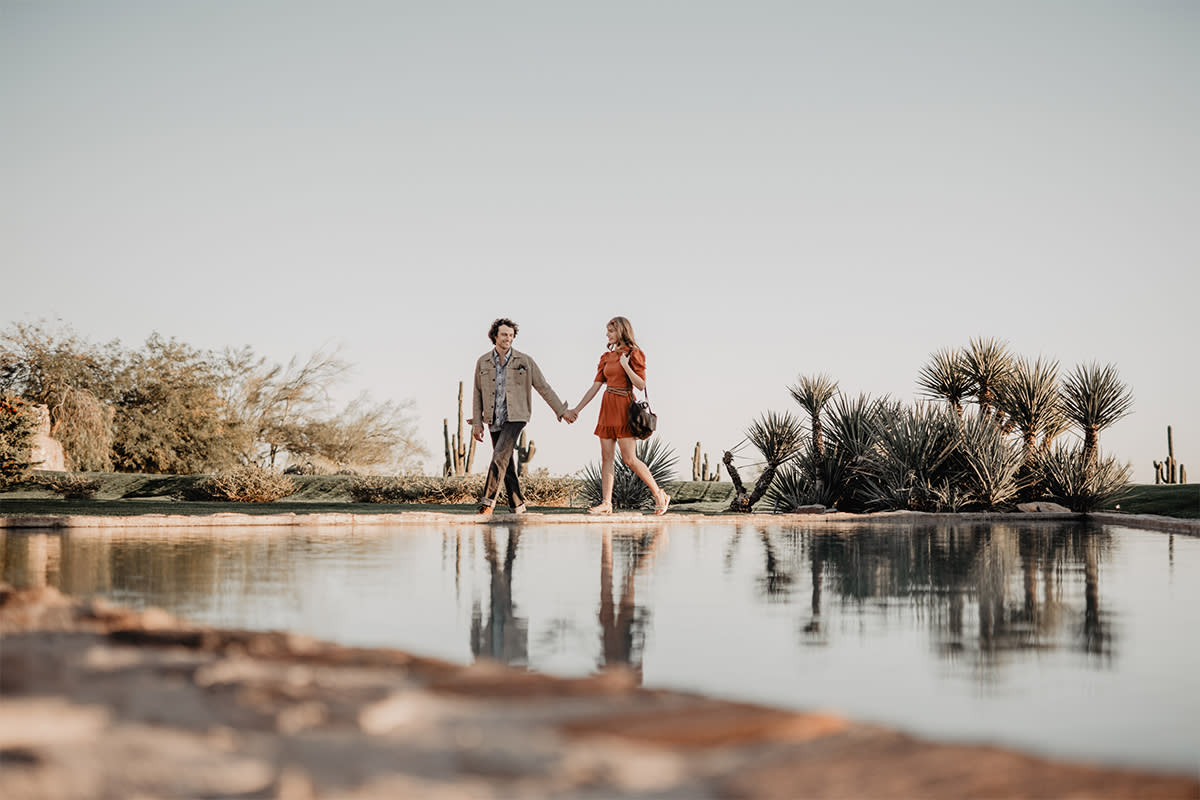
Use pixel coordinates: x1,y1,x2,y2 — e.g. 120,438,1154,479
591,438,617,512
617,438,668,510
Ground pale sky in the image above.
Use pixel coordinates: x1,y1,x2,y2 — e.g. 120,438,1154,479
3,1,1197,483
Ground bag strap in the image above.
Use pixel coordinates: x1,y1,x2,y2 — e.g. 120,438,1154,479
628,347,647,401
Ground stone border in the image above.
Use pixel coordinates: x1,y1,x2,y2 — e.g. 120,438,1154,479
1,509,1196,535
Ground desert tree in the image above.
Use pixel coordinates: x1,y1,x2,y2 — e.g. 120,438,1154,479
110,334,242,473
218,345,351,467
1059,362,1133,466
0,321,117,470
287,393,428,473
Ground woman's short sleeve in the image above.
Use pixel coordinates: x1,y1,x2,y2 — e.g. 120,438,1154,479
594,353,607,383
631,347,646,381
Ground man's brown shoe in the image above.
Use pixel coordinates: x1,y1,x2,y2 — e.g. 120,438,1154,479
477,505,493,517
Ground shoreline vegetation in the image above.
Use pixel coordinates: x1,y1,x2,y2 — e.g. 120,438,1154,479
0,470,1194,520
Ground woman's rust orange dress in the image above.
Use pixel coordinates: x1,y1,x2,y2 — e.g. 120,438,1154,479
593,347,645,440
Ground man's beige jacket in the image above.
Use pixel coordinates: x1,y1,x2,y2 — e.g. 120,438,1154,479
471,348,568,427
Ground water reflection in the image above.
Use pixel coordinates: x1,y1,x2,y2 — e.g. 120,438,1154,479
0,523,1128,666
2,521,1198,774
470,527,527,665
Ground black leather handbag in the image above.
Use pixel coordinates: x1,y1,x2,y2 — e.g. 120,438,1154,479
627,389,657,440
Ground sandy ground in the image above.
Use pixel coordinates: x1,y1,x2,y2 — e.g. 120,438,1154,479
1,582,1197,800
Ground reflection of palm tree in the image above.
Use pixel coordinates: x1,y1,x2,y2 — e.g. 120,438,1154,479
598,528,663,680
757,529,793,600
470,527,528,666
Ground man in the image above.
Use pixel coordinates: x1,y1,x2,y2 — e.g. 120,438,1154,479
471,318,577,516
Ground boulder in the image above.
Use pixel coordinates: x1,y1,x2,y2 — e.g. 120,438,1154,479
1017,502,1071,513
28,404,65,472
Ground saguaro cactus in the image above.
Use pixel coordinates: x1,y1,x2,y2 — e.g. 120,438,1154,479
516,429,536,476
1153,425,1185,484
692,442,721,481
443,382,477,477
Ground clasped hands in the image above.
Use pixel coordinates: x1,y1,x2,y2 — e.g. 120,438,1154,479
561,409,579,424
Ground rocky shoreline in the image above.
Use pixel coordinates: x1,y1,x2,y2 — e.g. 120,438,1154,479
2,584,1197,799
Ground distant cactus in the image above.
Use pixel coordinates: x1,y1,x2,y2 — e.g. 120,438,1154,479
516,429,536,476
692,442,721,481
1153,425,1185,485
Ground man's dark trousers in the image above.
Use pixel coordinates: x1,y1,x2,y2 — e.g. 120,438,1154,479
482,421,526,508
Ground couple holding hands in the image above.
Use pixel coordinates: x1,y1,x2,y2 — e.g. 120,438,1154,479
470,316,670,517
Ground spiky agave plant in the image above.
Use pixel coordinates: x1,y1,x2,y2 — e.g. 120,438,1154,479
1059,362,1134,465
821,393,891,512
962,337,1013,419
725,411,805,512
1036,442,1131,512
579,436,678,511
954,412,1027,509
788,373,838,456
860,403,959,511
763,447,851,510
916,348,973,417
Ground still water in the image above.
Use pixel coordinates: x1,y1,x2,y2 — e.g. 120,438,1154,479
2,520,1198,775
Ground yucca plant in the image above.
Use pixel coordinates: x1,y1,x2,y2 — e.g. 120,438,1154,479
1059,362,1134,465
1036,442,1131,512
916,348,973,417
579,436,678,511
995,356,1062,465
788,373,839,456
726,411,806,512
962,337,1013,419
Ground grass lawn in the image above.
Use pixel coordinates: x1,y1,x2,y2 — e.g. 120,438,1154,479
1105,484,1199,519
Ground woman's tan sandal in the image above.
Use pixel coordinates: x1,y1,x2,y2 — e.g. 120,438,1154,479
654,493,671,515
588,504,613,515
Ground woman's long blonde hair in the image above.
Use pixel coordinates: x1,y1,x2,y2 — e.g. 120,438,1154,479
606,316,638,351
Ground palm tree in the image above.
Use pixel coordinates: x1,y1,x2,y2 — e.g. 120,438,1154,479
788,373,839,456
962,337,1013,418
995,356,1062,466
916,348,973,417
1059,362,1134,465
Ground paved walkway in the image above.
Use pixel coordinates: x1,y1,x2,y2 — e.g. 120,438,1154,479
1,585,1197,799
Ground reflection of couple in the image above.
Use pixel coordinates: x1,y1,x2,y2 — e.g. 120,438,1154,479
470,316,670,517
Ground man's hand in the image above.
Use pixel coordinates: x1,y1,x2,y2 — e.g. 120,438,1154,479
472,423,485,442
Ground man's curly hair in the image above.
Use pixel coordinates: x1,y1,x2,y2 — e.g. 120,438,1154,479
488,318,519,343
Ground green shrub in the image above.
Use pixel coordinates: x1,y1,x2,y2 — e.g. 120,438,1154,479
348,473,580,506
32,472,101,499
0,396,36,487
193,465,297,502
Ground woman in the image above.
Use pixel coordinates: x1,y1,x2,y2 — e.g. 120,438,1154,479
568,316,670,515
